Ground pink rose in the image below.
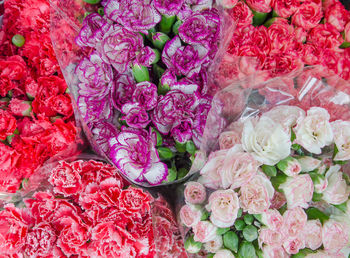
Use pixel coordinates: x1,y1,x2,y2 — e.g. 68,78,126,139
303,220,323,250
283,207,307,237
193,221,218,243
184,181,206,204
214,249,235,258
345,22,350,42
199,150,226,189
179,204,202,228
283,237,305,255
292,2,323,30
263,245,289,258
258,228,284,248
48,161,83,197
239,172,274,214
308,23,343,50
325,2,350,31
227,2,253,27
206,189,240,228
218,131,241,150
261,209,284,231
220,144,259,189
322,220,349,253
246,0,272,13
279,174,314,209
272,0,300,18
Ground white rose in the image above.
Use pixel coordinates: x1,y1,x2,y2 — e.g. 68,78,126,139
295,107,333,154
303,220,323,250
279,174,314,209
322,165,350,205
331,120,350,161
297,156,321,172
263,105,305,134
204,235,223,253
242,116,291,165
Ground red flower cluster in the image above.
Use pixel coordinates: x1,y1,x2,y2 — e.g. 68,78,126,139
0,0,80,193
0,160,186,257
218,0,350,86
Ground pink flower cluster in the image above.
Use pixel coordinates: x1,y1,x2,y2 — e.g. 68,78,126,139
179,104,350,256
0,0,80,193
0,160,186,257
217,0,350,86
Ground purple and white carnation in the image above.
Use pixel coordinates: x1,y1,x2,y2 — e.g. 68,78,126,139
153,0,184,16
77,95,114,123
104,0,161,33
192,95,213,148
151,89,199,135
179,9,220,54
121,103,150,129
135,46,158,67
97,24,143,73
132,81,158,111
162,36,209,77
76,13,111,48
112,73,136,111
75,51,114,99
171,118,193,143
161,70,199,94
109,127,168,185
90,121,120,154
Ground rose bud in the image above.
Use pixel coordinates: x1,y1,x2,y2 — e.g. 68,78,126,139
179,204,202,227
277,157,302,177
8,99,32,117
152,32,170,50
184,236,202,253
204,235,223,253
132,64,150,83
296,156,321,172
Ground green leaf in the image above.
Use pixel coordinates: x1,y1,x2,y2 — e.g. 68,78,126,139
237,208,243,218
82,0,101,4
175,141,186,153
270,173,288,190
243,225,258,242
306,207,329,224
184,236,202,253
333,201,348,213
312,192,323,202
291,129,296,142
223,231,239,253
172,20,183,35
261,164,277,177
200,210,209,221
244,214,254,225
186,141,196,155
238,241,256,258
165,168,177,182
252,10,268,26
177,168,188,179
217,227,231,235
291,248,314,258
157,147,174,160
292,144,301,151
234,219,246,231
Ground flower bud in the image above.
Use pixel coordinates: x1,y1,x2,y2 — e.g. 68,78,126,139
252,10,268,26
12,34,25,47
9,99,32,117
243,225,258,242
184,236,202,253
277,157,301,177
158,81,170,95
223,231,239,253
172,20,182,35
160,15,176,34
151,48,161,64
146,27,156,41
132,64,150,83
297,156,321,172
238,241,256,258
152,32,170,50
309,172,328,193
157,147,174,160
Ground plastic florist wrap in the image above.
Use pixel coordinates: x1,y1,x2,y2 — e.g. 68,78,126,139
0,0,84,195
0,155,186,257
177,68,350,257
49,0,233,187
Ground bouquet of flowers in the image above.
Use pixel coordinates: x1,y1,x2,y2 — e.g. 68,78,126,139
211,0,350,93
0,156,186,257
178,69,350,257
49,0,231,187
0,0,82,194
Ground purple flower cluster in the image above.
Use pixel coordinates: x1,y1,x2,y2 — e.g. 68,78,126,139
74,0,221,185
